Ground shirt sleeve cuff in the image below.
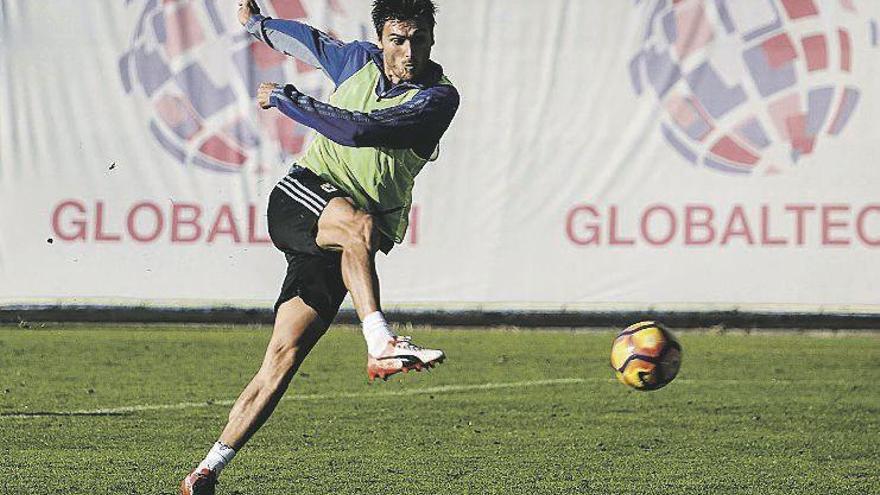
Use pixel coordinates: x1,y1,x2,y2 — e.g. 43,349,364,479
269,85,293,108
245,14,267,36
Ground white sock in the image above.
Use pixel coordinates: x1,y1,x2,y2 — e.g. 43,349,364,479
197,441,237,476
362,311,396,356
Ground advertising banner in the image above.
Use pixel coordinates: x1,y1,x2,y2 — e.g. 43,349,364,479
1,0,879,313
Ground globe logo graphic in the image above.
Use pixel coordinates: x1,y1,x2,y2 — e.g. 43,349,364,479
631,0,867,175
119,0,370,174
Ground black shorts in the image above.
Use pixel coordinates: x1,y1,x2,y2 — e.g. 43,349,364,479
267,165,350,324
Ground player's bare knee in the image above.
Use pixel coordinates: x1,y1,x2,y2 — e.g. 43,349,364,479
261,342,300,385
270,342,299,372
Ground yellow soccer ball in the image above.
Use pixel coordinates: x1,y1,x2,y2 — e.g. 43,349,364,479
610,321,682,391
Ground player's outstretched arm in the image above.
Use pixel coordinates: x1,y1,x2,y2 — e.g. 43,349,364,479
261,83,459,155
238,0,356,85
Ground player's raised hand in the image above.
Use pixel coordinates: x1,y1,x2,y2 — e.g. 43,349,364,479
257,82,280,109
238,0,260,26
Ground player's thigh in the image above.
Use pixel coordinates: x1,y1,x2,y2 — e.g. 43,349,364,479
274,247,347,326
315,197,374,251
261,297,326,371
268,165,351,256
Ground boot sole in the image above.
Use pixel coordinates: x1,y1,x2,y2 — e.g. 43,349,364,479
368,354,446,382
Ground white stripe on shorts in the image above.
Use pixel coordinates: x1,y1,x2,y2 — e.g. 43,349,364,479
286,177,328,207
276,181,321,216
281,175,327,211
280,177,325,212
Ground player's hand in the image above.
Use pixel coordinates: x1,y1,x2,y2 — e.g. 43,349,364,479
238,0,260,26
257,82,280,109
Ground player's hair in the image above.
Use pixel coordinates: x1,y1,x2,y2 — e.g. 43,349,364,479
371,0,437,38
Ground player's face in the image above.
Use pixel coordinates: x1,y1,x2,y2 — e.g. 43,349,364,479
379,19,433,84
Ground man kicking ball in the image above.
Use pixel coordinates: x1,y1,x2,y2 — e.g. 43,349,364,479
180,0,459,493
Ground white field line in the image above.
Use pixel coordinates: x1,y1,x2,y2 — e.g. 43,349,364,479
0,376,854,420
0,378,590,420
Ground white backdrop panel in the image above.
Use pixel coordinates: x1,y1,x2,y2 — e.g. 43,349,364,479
1,0,879,312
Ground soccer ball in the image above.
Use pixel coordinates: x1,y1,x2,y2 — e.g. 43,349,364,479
610,321,682,391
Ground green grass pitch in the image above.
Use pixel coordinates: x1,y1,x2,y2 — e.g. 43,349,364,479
1,325,878,494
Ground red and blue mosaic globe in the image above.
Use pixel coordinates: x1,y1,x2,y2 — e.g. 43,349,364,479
120,0,369,173
631,0,868,175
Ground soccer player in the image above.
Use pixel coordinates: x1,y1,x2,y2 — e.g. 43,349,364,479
180,0,459,493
